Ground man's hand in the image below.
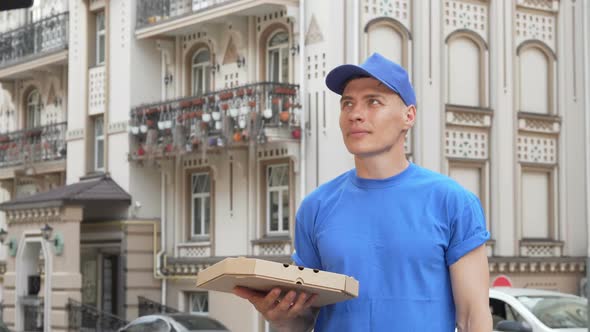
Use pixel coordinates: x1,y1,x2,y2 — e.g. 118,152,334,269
233,286,318,331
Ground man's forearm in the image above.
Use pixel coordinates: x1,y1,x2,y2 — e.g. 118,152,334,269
270,307,320,332
456,309,492,332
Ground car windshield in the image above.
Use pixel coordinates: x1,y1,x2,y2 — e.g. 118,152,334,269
517,295,588,328
172,315,227,330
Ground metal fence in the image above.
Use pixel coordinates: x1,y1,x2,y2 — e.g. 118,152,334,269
129,82,301,160
0,12,69,68
67,299,128,332
0,122,67,169
136,0,231,29
138,296,181,317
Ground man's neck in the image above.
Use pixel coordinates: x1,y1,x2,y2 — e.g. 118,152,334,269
354,152,409,179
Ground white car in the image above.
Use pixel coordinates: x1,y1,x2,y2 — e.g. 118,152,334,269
490,287,587,332
118,313,230,332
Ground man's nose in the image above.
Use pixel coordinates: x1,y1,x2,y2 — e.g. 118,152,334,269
347,104,366,122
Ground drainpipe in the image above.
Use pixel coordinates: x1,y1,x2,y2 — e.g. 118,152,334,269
583,0,590,326
299,0,306,200
158,169,167,305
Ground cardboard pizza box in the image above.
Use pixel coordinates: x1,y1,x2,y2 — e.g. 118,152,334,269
196,257,359,307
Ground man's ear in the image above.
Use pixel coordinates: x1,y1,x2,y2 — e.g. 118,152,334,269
403,105,417,129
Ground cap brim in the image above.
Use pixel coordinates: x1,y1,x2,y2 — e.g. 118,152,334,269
325,64,374,95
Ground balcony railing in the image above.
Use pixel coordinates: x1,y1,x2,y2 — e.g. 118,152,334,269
0,122,67,169
67,299,128,332
129,82,301,160
0,12,69,68
136,0,232,29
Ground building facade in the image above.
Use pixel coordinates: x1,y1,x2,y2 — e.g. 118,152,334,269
0,0,588,331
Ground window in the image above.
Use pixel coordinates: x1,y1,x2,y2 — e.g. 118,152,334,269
191,49,211,96
26,89,42,128
96,11,105,65
94,116,104,171
266,163,290,234
187,292,209,314
489,298,528,330
126,318,169,332
191,172,211,239
267,31,289,83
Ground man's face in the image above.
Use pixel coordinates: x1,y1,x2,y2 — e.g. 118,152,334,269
339,77,415,158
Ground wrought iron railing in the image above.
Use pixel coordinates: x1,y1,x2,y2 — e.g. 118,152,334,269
129,82,301,160
0,122,67,169
0,12,69,68
136,0,232,29
67,299,128,332
23,299,43,332
138,296,181,317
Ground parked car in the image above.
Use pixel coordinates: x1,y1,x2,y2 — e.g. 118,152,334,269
118,313,230,332
490,287,587,332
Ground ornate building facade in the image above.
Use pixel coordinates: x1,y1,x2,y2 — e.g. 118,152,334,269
0,0,588,331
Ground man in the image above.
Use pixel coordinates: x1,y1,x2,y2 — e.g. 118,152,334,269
234,53,492,331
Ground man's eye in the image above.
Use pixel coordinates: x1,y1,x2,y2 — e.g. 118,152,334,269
369,99,380,105
343,101,353,107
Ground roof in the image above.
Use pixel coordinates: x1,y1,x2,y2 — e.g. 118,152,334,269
491,287,581,298
0,173,131,210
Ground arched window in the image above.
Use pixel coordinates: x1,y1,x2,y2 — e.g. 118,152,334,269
191,49,211,96
26,89,42,128
447,35,484,107
367,23,403,65
519,46,551,114
267,31,289,83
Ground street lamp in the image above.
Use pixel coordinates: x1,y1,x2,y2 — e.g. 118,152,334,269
0,228,7,244
40,224,53,241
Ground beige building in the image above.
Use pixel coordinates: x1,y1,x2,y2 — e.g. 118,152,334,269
0,0,589,331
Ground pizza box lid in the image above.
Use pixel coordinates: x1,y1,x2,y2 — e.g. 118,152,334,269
196,257,359,307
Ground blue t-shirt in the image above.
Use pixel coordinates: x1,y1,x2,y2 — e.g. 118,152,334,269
291,163,490,331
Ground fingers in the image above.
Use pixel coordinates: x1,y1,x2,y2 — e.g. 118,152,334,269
233,286,317,322
232,286,267,300
284,292,308,319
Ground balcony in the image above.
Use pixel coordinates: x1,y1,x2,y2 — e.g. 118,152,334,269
0,122,67,179
0,12,69,79
129,82,301,161
135,0,297,39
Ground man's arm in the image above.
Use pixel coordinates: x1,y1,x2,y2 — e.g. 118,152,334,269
233,286,319,332
450,245,492,332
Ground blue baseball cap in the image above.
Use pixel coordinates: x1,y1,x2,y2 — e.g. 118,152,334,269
325,52,416,107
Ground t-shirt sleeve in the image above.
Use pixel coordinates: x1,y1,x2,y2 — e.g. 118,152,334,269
445,194,490,266
291,202,322,269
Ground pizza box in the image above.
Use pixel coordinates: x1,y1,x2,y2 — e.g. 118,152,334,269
195,257,359,307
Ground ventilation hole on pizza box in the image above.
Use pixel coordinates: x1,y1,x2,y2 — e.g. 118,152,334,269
283,264,289,268
296,281,302,285
298,266,304,271
313,269,319,273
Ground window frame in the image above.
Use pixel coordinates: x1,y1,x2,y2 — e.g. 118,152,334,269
191,49,211,96
260,159,293,237
96,11,106,66
190,172,211,240
266,30,289,83
26,89,42,128
186,291,209,315
94,115,104,171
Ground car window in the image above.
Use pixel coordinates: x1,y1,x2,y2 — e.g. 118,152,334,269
517,295,588,328
489,298,527,329
126,318,169,332
172,314,227,330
